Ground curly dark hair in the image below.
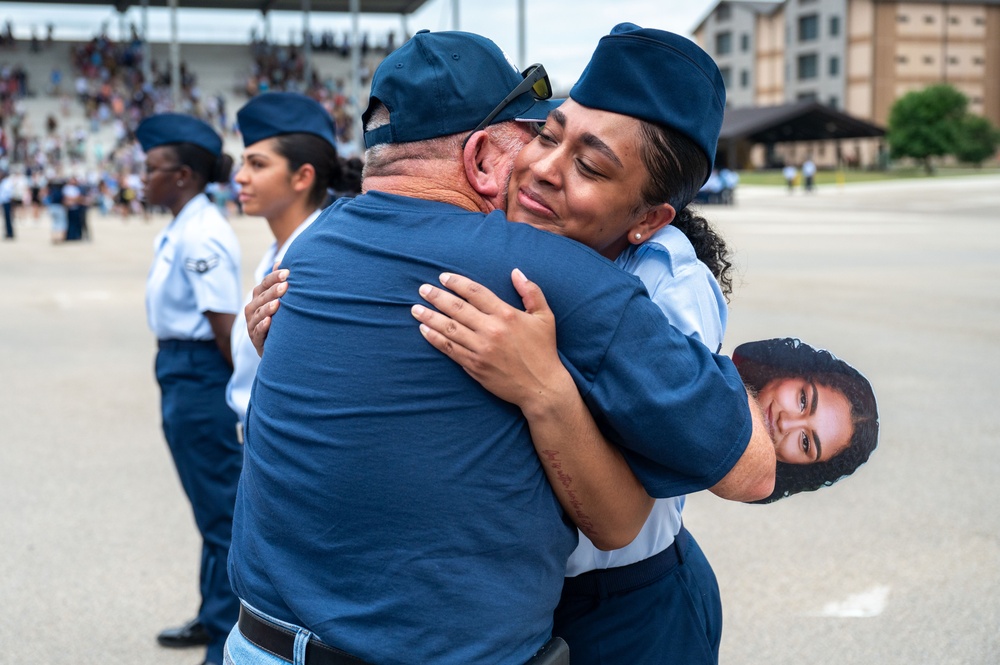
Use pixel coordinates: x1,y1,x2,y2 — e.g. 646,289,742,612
732,338,879,504
636,120,733,298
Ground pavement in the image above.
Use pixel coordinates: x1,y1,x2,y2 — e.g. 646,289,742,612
1,174,998,664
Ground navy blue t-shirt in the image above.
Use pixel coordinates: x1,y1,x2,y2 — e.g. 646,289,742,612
230,192,752,665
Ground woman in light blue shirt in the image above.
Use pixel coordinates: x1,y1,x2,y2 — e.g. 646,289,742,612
138,113,243,665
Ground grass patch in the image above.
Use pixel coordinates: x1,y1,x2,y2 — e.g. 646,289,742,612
737,166,1000,186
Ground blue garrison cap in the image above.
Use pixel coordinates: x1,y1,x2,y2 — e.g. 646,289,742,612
570,22,726,183
237,92,337,148
363,29,559,148
136,113,223,156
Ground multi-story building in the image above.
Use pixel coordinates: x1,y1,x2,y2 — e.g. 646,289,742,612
693,0,1000,166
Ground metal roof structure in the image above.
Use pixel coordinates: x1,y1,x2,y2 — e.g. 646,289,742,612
7,0,429,14
721,100,885,143
717,101,885,167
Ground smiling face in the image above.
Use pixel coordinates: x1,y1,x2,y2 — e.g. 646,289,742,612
505,99,655,259
757,377,854,465
234,138,302,220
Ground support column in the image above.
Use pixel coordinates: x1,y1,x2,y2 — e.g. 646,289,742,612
141,0,151,85
169,0,180,110
351,0,363,155
302,0,312,88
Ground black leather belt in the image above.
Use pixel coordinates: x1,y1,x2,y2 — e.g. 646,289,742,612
562,525,690,597
238,606,372,665
157,338,215,351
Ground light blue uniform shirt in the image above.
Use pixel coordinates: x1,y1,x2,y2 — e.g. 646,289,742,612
565,224,727,576
226,209,321,421
146,193,242,340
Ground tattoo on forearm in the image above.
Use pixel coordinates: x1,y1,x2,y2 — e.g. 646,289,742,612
540,449,597,537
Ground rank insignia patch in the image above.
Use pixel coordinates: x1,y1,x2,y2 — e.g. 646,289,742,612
185,255,220,273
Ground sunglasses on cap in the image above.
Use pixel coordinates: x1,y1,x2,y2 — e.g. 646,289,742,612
469,63,553,136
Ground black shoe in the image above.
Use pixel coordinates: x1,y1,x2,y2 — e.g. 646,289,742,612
157,618,212,648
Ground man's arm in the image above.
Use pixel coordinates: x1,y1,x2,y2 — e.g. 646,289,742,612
709,392,775,501
413,269,654,550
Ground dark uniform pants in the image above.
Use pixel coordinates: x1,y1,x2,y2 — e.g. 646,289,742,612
553,528,722,665
3,201,13,239
156,340,242,664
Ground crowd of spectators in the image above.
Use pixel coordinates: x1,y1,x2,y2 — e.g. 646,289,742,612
1,22,373,243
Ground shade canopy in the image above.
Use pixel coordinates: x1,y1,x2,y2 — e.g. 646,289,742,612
720,100,885,144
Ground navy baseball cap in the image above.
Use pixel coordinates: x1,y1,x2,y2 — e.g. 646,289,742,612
237,92,337,149
570,22,726,182
136,113,223,156
363,29,559,149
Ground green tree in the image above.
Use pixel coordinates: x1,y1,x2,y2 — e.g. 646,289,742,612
887,84,967,173
952,113,1000,166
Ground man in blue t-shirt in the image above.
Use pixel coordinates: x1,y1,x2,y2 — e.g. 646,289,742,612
226,30,774,665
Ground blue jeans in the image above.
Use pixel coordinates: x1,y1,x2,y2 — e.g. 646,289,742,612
224,604,315,665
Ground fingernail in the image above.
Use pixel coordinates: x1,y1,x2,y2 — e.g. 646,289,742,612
411,304,426,316
277,282,288,293
512,268,525,280
440,272,453,285
278,269,289,279
418,324,430,337
418,284,431,297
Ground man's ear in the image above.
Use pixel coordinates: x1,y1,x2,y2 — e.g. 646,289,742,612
462,130,502,199
627,203,676,245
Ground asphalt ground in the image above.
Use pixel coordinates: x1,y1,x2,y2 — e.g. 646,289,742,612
1,174,998,664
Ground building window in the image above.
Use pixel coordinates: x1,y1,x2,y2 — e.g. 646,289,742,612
975,57,985,65
924,56,934,65
830,15,841,36
828,96,839,109
799,14,819,41
949,16,959,24
797,91,818,101
719,66,732,88
798,53,819,80
829,55,840,76
973,96,984,104
897,14,909,23
741,33,750,52
717,3,731,21
896,55,908,64
974,16,985,26
716,31,732,55
949,56,959,65
740,69,749,88
924,15,935,24
800,0,817,5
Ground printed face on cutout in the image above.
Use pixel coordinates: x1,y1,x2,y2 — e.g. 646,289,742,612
757,377,853,465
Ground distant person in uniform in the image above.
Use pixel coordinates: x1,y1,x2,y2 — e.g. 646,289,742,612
225,92,345,425
0,168,15,239
226,28,774,665
138,113,243,665
802,157,817,192
783,163,798,193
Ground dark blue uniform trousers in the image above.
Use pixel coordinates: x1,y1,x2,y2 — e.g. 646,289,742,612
553,527,722,665
156,340,242,664
3,201,13,239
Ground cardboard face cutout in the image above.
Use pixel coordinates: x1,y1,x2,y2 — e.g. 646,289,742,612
732,338,879,504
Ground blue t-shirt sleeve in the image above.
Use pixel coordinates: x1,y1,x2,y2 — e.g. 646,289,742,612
573,291,751,498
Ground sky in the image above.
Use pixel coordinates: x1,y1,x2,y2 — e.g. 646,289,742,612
0,0,718,91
